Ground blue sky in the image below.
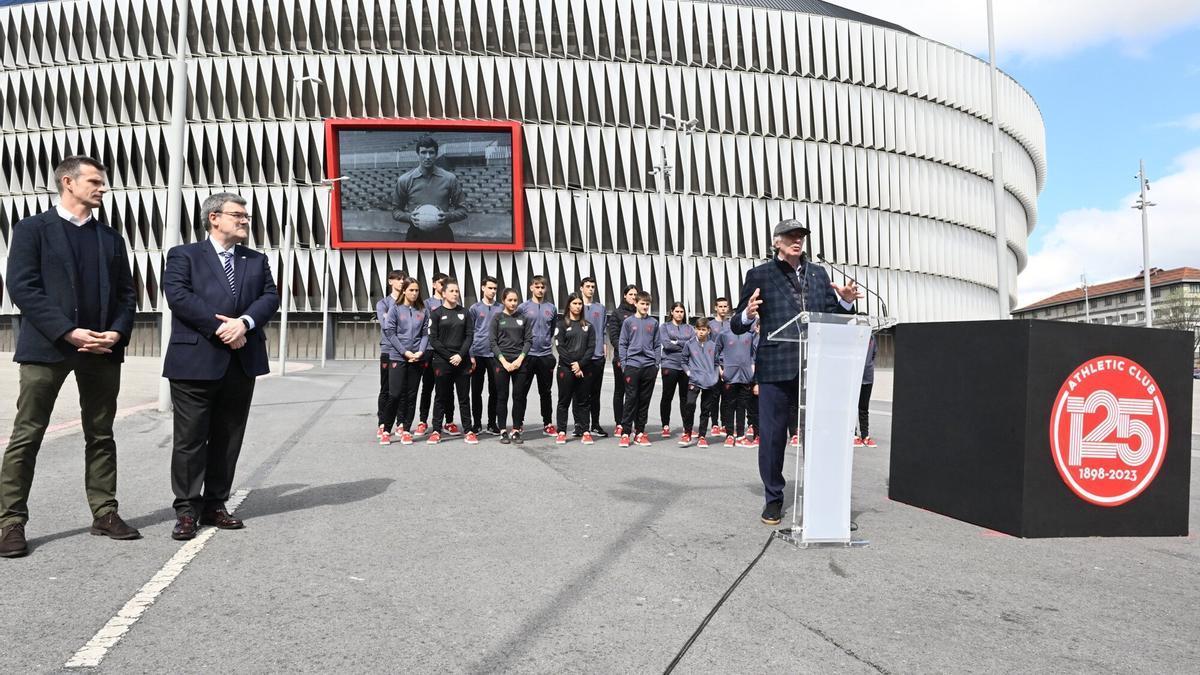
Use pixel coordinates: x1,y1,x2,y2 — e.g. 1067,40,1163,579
1006,28,1200,255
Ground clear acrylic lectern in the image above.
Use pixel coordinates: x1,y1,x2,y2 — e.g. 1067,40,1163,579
767,311,895,547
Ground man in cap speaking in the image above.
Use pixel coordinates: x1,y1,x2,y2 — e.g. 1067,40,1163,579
729,218,862,526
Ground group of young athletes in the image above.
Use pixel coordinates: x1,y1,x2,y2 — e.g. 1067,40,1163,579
375,271,875,449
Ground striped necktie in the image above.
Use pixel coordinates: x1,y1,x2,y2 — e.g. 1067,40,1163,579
221,250,236,295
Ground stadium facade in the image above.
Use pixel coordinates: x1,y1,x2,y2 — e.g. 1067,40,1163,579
0,0,1046,357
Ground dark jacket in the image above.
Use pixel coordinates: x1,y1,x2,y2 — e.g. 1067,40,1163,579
606,301,637,361
163,240,280,379
490,310,533,361
731,255,851,383
428,304,474,363
6,210,136,364
555,316,595,367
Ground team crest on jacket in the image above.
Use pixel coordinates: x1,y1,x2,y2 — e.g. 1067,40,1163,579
516,319,523,326
458,313,464,320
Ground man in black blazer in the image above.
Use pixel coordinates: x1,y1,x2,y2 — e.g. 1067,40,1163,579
0,156,140,558
731,219,861,526
162,192,279,540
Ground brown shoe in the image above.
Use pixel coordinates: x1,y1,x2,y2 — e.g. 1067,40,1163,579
172,515,198,540
200,509,244,530
90,512,141,540
0,522,29,558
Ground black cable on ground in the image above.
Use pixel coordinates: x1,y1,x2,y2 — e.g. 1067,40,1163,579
663,531,780,674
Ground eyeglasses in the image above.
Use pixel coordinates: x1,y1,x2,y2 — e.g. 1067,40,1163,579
219,211,253,221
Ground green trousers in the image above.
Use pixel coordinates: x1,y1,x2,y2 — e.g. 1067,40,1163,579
0,357,123,527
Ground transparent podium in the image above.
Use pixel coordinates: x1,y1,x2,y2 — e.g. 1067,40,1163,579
766,311,895,547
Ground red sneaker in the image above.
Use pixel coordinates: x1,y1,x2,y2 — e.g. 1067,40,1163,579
427,431,441,445
378,430,391,445
712,425,724,436
790,434,799,447
661,426,671,438
581,432,594,445
697,436,709,449
464,431,479,445
444,423,461,436
556,431,567,444
635,433,652,447
614,425,624,437
678,432,691,446
376,424,386,441
853,437,864,447
618,434,631,448
400,431,414,445
544,424,558,435
864,436,877,448
414,422,428,436
724,435,736,448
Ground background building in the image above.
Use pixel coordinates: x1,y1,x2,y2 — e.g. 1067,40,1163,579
0,0,1046,358
1014,267,1200,362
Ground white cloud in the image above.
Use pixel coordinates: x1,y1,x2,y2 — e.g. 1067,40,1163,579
1017,146,1200,306
833,1,1200,61
1164,113,1200,130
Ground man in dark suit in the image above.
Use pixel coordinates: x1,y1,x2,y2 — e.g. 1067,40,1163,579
162,193,279,540
731,219,862,526
0,156,140,558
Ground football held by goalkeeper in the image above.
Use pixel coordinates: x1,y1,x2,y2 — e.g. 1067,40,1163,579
391,134,469,243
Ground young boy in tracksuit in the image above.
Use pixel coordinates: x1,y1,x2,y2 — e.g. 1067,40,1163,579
417,272,451,435
717,318,758,447
618,292,659,448
708,297,732,435
427,279,475,445
518,275,559,435
681,318,721,448
468,276,503,436
375,269,406,441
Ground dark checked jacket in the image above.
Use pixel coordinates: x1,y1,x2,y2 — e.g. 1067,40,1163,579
730,254,852,383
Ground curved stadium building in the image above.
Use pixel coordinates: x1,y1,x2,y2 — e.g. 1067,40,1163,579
0,0,1045,356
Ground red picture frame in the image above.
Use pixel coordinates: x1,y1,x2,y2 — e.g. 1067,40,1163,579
324,118,525,251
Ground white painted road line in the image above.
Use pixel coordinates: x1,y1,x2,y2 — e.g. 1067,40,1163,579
63,489,251,670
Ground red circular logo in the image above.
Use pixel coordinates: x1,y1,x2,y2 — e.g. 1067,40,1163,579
1049,355,1169,506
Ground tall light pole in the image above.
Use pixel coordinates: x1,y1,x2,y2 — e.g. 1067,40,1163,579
278,74,322,375
318,176,345,368
661,113,700,317
986,0,1010,319
649,138,672,322
651,113,700,321
159,0,190,412
1133,160,1156,328
1081,273,1090,323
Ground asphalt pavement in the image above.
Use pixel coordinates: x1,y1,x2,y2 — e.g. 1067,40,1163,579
1,357,1197,673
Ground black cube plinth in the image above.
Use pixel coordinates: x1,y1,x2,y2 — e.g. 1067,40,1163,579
888,320,1192,538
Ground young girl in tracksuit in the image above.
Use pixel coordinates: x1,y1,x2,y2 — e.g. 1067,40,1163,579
658,302,695,438
381,278,429,445
682,318,721,448
717,319,758,447
554,293,597,445
490,288,533,445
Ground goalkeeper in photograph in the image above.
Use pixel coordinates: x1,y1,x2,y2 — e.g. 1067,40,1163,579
391,135,469,243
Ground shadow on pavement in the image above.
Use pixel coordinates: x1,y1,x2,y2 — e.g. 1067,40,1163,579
25,478,394,550
236,478,395,520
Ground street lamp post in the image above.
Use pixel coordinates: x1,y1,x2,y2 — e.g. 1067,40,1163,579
319,176,345,368
278,74,322,376
1133,159,1156,328
1081,273,1090,323
986,0,1010,319
651,113,700,321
